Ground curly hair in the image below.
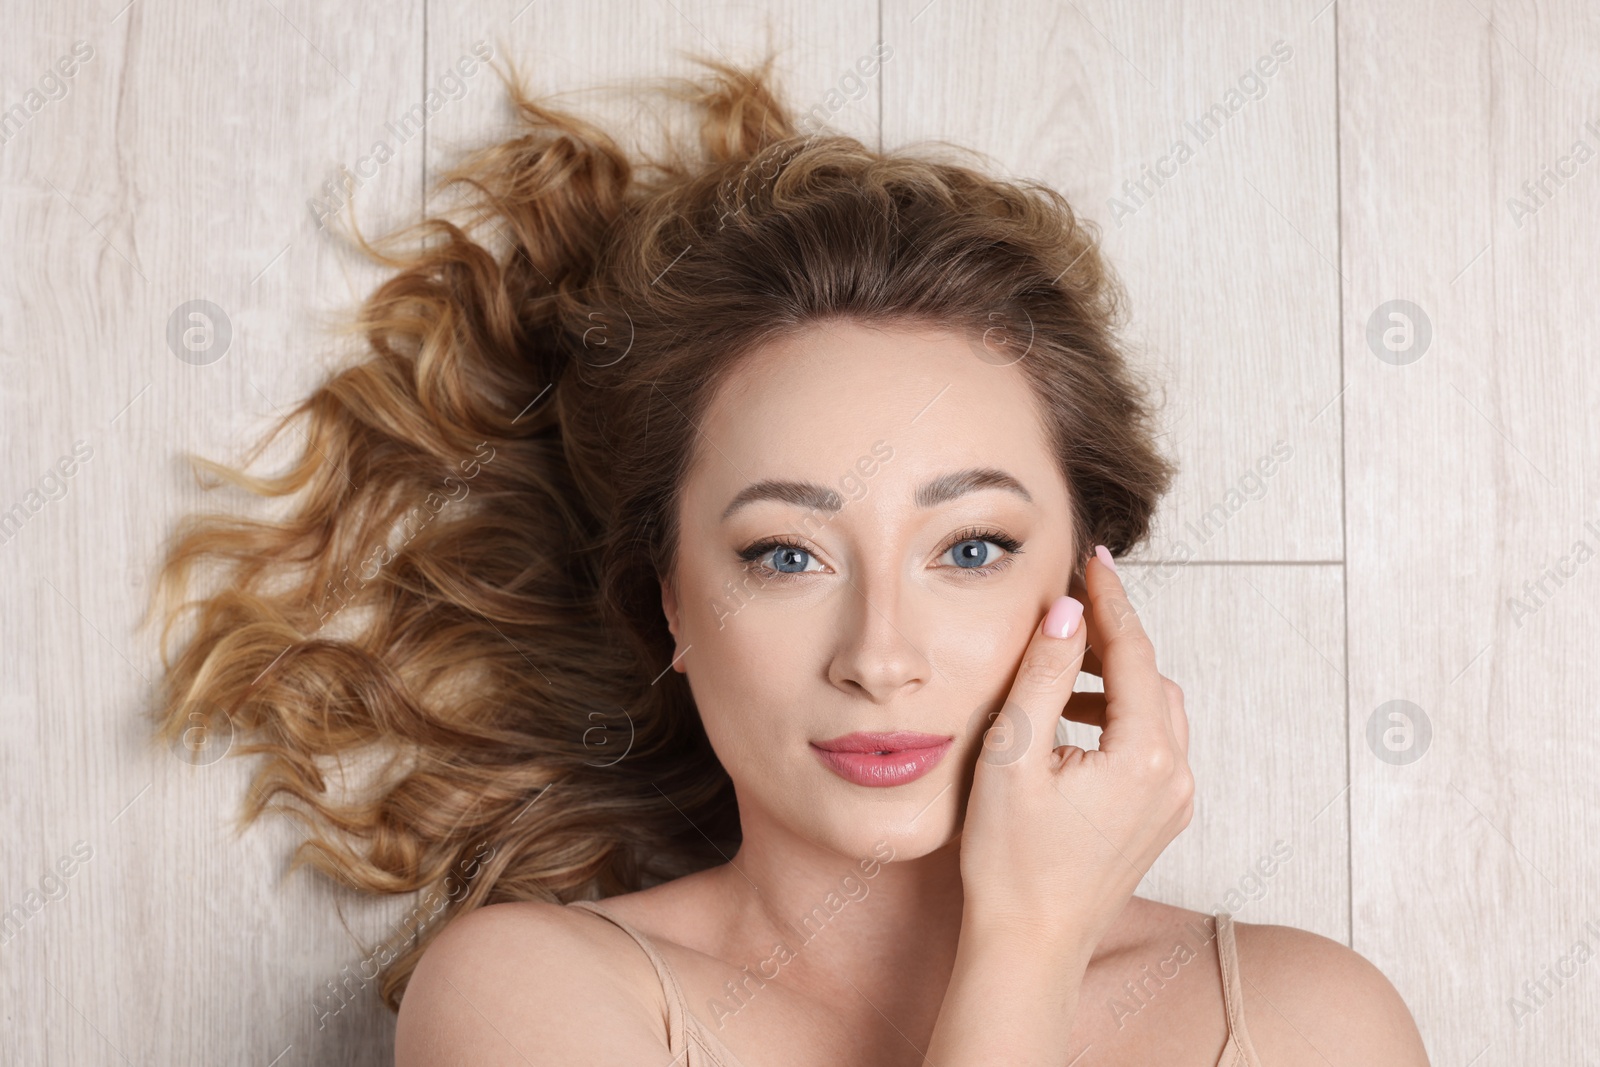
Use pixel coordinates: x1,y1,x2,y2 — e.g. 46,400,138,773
142,49,1175,1013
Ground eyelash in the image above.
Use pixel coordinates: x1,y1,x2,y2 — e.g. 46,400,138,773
737,526,1025,584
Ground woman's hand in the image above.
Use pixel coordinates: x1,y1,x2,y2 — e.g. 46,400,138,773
956,545,1194,959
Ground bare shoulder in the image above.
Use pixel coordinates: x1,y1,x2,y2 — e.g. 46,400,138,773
393,900,669,1067
1230,919,1431,1065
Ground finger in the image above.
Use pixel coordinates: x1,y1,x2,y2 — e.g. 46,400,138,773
990,594,1088,770
1082,545,1171,755
1165,678,1189,759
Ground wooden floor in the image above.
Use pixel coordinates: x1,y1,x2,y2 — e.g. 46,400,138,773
2,1,1596,1062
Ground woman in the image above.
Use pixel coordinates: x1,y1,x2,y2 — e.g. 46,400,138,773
148,53,1430,1065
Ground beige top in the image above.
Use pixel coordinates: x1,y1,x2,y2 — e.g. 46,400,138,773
567,899,1264,1066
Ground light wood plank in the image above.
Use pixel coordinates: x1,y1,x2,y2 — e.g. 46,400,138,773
0,1,424,1064
1341,1,1600,1062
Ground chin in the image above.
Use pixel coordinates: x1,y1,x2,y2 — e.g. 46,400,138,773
802,797,960,865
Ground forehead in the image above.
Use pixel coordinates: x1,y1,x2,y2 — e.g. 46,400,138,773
682,320,1061,514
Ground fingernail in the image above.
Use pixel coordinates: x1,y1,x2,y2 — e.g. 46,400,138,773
1094,544,1117,573
1043,595,1083,639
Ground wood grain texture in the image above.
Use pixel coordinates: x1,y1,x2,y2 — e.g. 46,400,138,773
1,1,426,1064
0,0,1593,1062
1340,1,1600,1062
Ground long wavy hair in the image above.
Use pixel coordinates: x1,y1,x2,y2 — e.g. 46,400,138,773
143,50,1175,1011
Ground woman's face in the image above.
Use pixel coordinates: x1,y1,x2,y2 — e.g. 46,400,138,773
661,319,1079,861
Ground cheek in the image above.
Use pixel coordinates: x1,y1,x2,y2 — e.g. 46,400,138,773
679,549,770,638
931,600,1025,676
681,601,814,762
935,604,1035,748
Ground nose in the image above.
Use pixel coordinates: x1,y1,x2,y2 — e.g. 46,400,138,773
825,571,933,702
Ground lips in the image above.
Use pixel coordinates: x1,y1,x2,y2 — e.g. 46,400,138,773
810,731,954,787
812,731,953,753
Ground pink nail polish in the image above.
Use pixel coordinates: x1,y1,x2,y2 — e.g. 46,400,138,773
1044,595,1083,639
1094,544,1117,573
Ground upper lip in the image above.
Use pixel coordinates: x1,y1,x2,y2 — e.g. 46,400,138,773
811,731,953,753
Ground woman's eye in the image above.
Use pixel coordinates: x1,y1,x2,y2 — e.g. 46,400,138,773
940,537,1012,570
753,545,824,575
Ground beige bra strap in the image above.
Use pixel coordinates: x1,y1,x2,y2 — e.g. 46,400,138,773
1214,912,1264,1064
567,899,689,1051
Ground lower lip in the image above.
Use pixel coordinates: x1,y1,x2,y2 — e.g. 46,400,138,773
810,740,953,787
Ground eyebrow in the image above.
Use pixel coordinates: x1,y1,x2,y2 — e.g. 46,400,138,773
720,467,1034,521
